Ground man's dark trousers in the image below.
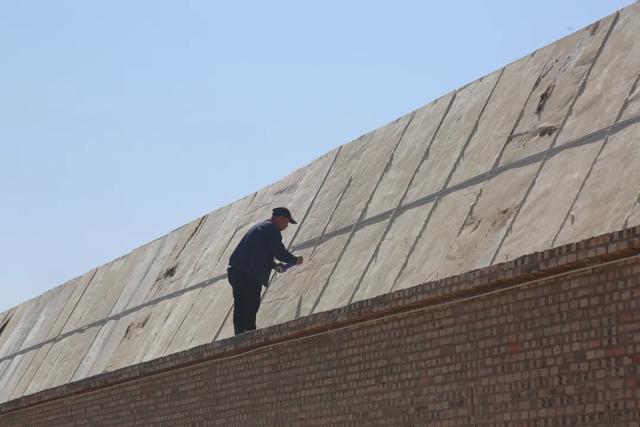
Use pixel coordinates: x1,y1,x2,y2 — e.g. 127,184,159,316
227,267,262,335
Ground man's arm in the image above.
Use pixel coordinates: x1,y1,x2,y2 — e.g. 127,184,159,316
266,227,298,265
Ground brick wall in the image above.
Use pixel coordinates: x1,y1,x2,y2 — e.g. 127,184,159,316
1,228,640,426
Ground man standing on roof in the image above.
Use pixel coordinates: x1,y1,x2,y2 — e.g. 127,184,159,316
227,207,303,335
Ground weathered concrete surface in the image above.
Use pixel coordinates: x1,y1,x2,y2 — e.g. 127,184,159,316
496,4,640,261
554,124,640,245
101,217,210,371
20,262,130,395
313,94,455,312
395,184,484,289
2,1,640,404
557,6,640,145
390,46,553,288
364,94,455,219
0,310,10,326
352,72,502,302
404,71,502,204
448,52,552,187
0,273,102,400
0,296,48,387
627,201,640,229
292,137,372,244
0,287,70,402
138,208,250,362
498,17,616,165
70,237,169,380
8,271,95,399
439,16,617,276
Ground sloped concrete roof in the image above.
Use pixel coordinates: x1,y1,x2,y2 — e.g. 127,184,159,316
1,1,639,403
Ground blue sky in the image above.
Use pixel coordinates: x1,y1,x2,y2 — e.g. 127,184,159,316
0,0,634,312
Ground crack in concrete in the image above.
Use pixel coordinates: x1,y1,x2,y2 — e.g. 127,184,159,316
490,11,620,265
551,71,640,247
456,52,549,240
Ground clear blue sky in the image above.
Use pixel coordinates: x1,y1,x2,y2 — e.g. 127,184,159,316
0,0,634,312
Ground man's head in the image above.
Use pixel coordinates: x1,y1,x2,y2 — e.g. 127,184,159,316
271,207,297,231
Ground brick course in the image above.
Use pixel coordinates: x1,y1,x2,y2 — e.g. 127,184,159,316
1,227,640,426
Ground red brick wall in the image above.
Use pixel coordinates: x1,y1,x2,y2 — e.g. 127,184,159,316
1,228,640,426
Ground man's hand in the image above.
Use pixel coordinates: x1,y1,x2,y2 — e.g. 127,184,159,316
296,256,304,265
275,263,286,273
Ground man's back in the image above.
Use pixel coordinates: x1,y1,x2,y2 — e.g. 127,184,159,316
229,220,296,286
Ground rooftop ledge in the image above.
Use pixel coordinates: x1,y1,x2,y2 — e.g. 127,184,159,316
2,225,640,415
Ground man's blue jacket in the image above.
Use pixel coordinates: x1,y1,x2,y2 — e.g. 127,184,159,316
228,220,297,287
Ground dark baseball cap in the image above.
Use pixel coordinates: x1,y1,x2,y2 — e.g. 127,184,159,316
272,207,297,224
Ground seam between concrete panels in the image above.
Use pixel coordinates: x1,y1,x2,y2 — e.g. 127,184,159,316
134,219,218,365
0,311,10,331
0,309,18,386
4,294,68,399
212,147,343,341
309,112,417,315
0,296,44,362
68,264,132,383
184,223,245,345
456,52,552,239
288,147,343,249
166,196,263,351
490,12,621,265
624,198,640,229
70,238,170,381
2,112,640,368
310,176,353,258
167,218,247,351
69,258,145,384
389,67,506,292
0,315,11,341
11,268,99,398
346,92,458,304
129,214,228,365
4,250,638,416
261,147,344,298
552,72,640,246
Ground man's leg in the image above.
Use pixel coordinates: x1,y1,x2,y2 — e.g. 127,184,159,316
228,268,247,335
231,285,245,335
243,285,262,332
